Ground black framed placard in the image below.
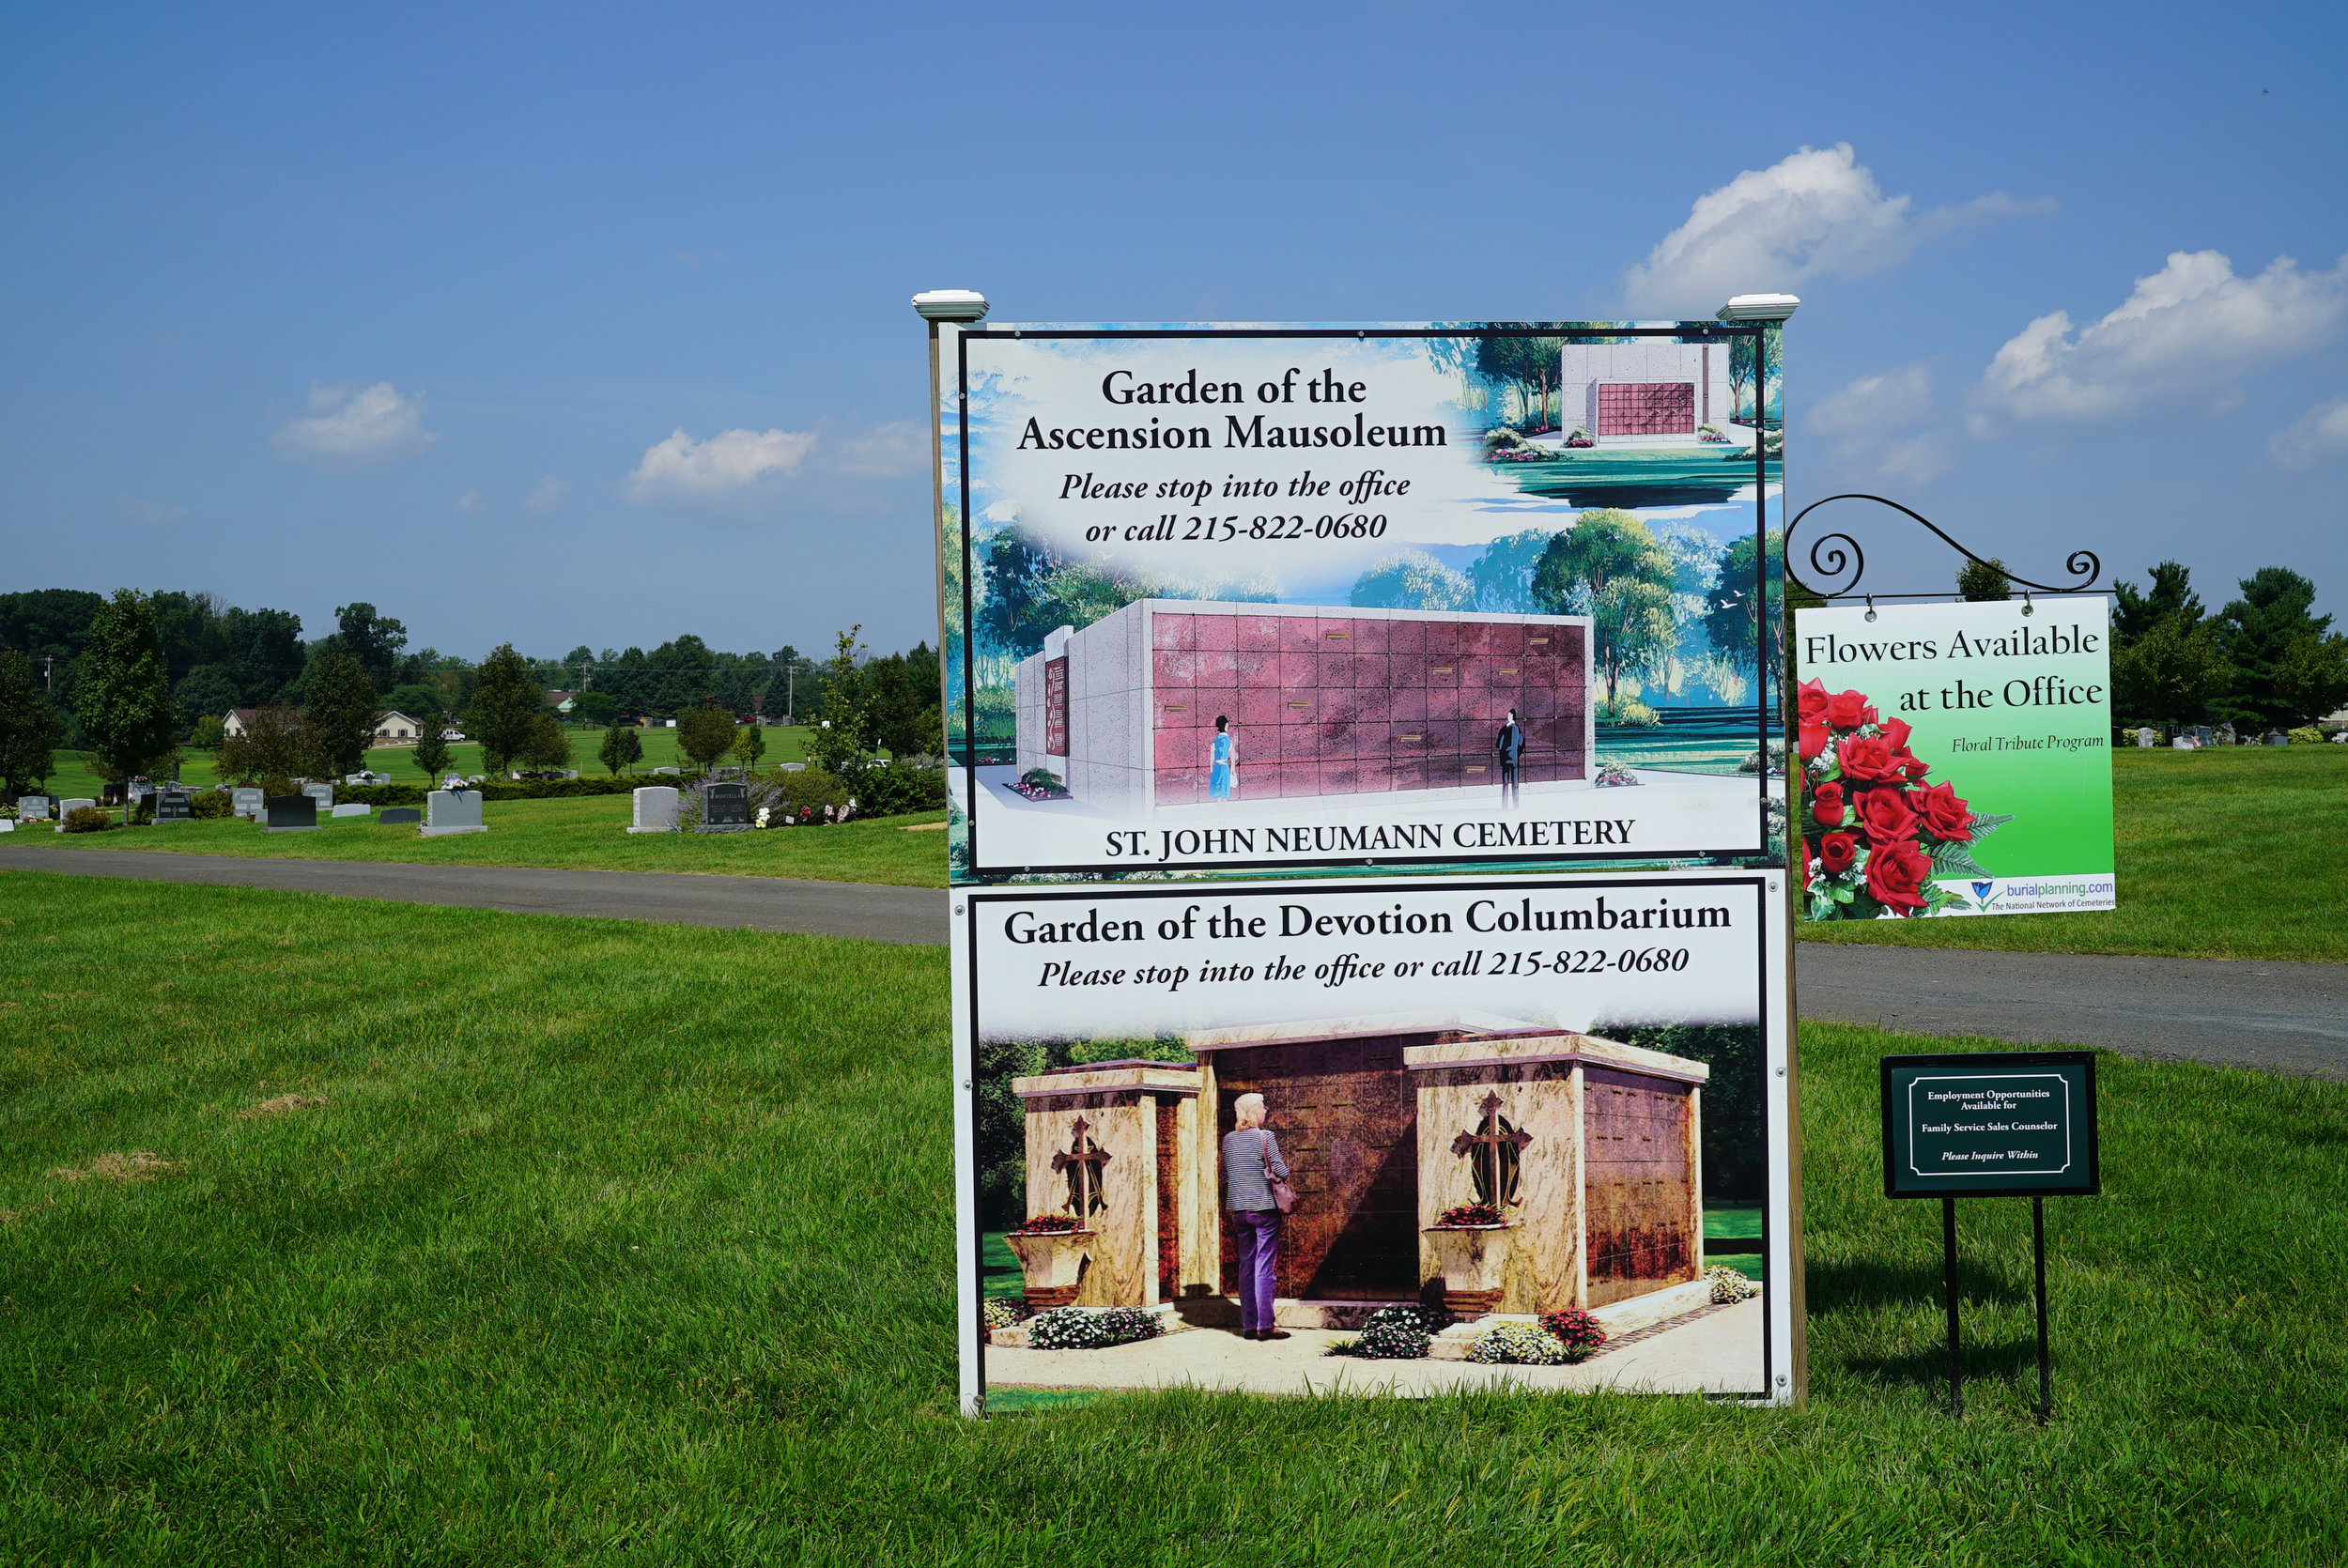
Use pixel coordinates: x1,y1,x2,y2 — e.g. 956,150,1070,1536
1880,1051,2098,1200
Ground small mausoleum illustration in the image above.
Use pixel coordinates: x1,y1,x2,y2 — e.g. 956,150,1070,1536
1556,341,1736,444
1007,1017,1709,1319
1012,603,1595,812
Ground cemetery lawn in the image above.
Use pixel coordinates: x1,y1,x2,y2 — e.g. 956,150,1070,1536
5,872,2345,1564
1803,744,2348,963
19,792,950,887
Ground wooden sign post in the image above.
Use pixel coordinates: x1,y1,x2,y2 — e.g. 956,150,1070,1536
1881,1051,2099,1422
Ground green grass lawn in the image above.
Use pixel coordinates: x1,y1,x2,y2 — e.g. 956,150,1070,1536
12,792,951,887
1804,744,2348,962
4,870,2343,1563
34,724,813,797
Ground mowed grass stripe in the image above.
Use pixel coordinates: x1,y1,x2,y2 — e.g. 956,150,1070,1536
1,871,2344,1563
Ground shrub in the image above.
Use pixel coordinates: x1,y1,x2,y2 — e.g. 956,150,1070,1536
1537,1307,1607,1352
981,1298,1030,1330
1025,1307,1160,1351
856,763,948,818
774,766,850,821
1595,760,1641,788
1706,1265,1760,1303
189,790,235,820
1012,767,1071,802
1595,695,1661,728
1563,427,1595,449
2289,727,2324,746
260,775,297,801
63,807,116,833
1466,1322,1572,1365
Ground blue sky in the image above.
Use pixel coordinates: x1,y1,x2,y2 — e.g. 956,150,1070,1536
4,1,2343,658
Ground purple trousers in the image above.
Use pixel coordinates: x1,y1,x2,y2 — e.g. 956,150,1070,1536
1229,1208,1281,1332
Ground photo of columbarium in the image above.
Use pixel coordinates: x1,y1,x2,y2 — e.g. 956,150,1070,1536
981,1014,1763,1398
1011,602,1596,815
1557,341,1737,445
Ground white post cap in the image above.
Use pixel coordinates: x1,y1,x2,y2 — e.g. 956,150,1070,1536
1718,294,1801,322
913,289,990,322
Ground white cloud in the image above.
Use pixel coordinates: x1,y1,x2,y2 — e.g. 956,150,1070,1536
270,381,438,466
453,490,484,513
625,426,817,505
1806,365,1933,438
826,421,926,478
2271,395,2348,469
523,474,569,514
1973,250,2348,430
1803,365,1951,484
1622,144,2051,315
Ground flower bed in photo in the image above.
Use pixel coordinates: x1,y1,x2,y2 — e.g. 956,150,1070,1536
1797,677,2012,920
1537,1307,1607,1353
1706,1265,1761,1303
1325,1303,1453,1360
1024,1307,1160,1351
1010,768,1070,802
1466,1322,1577,1365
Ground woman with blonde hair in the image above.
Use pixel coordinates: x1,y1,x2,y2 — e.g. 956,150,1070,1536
1220,1092,1291,1341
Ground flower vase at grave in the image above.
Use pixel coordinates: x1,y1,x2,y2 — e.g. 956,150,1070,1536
1423,1222,1515,1316
1006,1227,1094,1311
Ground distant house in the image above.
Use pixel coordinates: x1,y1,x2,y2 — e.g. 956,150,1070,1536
222,708,260,739
546,690,577,715
372,711,426,746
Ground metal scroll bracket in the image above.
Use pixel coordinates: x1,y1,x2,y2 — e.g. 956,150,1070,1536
1784,492,2101,601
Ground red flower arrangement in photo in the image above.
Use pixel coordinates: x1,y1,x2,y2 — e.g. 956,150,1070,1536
1433,1202,1506,1228
1012,1213,1085,1235
1797,678,2011,920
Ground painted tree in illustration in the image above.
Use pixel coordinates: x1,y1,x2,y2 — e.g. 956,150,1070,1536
73,589,180,822
1531,510,1679,707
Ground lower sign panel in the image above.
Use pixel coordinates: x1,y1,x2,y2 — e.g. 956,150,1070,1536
950,869,1800,1409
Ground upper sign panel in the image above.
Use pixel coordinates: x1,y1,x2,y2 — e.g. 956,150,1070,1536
939,324,1786,879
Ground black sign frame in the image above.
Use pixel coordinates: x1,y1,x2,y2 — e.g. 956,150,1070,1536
1880,1050,2099,1201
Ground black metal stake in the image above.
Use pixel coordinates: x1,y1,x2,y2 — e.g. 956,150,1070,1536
2032,1196,2051,1424
1942,1196,1963,1417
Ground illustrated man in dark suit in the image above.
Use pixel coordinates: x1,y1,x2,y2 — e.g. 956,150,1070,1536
1495,708,1524,807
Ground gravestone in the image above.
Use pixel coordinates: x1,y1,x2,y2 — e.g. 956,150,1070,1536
700,782,751,834
654,766,681,776
231,787,265,821
301,781,334,811
54,796,97,832
378,807,422,824
153,789,193,822
128,779,154,803
2266,730,2289,746
0,819,11,833
331,803,370,818
19,795,51,821
422,789,487,837
264,794,318,832
627,786,681,834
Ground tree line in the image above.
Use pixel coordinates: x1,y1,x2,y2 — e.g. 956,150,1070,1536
2096,560,2348,732
0,588,948,800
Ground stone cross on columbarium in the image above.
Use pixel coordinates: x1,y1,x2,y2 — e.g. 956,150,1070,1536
1451,1091,1533,1207
1051,1115,1113,1219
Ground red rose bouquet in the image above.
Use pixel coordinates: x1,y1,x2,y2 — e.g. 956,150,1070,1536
1796,678,2012,920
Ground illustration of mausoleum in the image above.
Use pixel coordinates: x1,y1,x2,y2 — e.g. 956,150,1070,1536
1007,1017,1709,1319
1556,341,1736,444
1012,602,1595,811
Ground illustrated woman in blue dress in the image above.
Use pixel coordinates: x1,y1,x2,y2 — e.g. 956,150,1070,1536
1209,715,1237,800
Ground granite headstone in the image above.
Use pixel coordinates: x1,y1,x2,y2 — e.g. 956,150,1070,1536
331,803,371,818
422,789,487,837
378,807,422,825
301,781,334,811
264,794,318,832
627,786,680,834
700,782,751,834
18,795,51,821
153,788,193,822
231,787,265,820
